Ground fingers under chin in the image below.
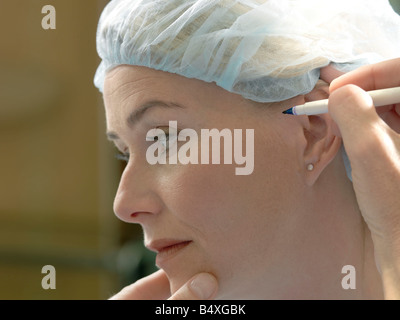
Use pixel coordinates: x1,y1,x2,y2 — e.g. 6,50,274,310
110,269,171,300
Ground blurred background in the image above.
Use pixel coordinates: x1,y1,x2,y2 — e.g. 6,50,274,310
0,0,157,299
0,0,400,300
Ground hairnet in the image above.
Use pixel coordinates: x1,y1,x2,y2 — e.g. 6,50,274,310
94,0,400,103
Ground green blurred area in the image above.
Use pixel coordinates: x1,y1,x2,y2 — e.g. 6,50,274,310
391,0,400,13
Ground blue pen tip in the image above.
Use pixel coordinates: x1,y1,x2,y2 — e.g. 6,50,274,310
282,108,293,115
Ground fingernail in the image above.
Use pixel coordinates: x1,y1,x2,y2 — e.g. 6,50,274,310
189,273,217,299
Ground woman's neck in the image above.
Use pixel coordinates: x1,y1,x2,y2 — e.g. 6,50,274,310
305,154,384,299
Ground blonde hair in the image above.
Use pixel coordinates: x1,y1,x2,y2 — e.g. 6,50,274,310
95,0,400,102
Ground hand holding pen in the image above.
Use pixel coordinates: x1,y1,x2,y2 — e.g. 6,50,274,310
319,59,400,299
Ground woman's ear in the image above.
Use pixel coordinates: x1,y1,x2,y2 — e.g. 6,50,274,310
302,81,342,186
319,65,345,84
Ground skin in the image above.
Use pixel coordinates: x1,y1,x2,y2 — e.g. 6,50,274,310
103,64,384,299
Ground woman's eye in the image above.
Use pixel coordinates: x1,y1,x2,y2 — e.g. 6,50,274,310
147,128,178,151
115,152,130,162
156,133,171,149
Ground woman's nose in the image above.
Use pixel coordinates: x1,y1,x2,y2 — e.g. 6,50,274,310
113,161,161,224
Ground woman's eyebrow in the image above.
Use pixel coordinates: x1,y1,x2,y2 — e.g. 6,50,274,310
127,100,184,129
106,100,185,140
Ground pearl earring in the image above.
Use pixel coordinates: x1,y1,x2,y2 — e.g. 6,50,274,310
307,164,314,171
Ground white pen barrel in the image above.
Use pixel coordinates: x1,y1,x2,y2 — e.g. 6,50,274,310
292,86,400,115
293,99,328,115
369,87,400,106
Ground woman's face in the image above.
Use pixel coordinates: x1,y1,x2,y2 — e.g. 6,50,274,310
103,65,335,299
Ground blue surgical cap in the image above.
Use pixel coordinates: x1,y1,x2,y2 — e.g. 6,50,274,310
94,0,400,103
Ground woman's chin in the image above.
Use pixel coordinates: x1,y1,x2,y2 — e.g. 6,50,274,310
167,266,221,298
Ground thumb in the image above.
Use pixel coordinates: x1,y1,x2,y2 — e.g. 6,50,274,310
168,273,218,300
328,84,388,161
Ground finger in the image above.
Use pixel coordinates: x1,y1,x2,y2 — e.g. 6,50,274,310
109,269,171,300
169,273,218,300
330,58,400,92
319,65,345,84
328,84,392,162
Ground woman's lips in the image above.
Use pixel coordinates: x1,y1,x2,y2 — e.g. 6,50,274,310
146,239,192,266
